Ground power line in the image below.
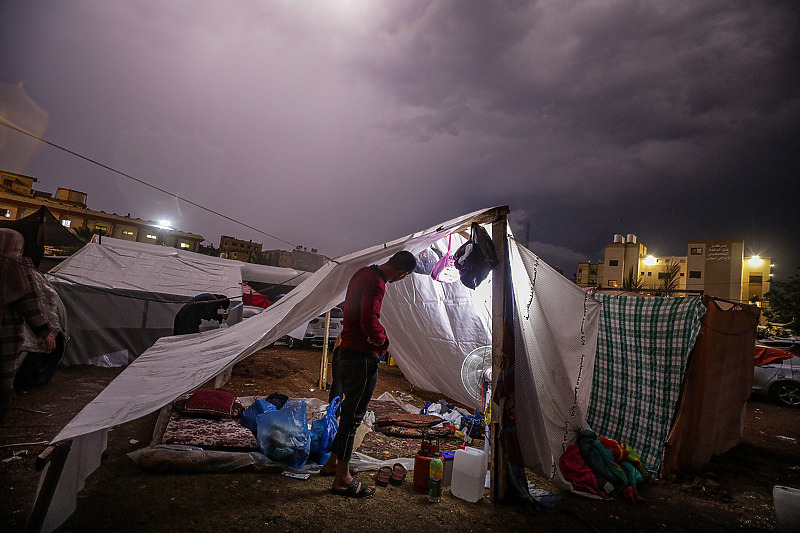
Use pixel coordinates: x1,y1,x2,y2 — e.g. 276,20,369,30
0,117,299,249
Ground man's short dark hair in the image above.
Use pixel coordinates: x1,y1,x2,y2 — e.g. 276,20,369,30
388,251,417,273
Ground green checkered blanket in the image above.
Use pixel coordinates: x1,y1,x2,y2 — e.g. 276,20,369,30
587,295,705,472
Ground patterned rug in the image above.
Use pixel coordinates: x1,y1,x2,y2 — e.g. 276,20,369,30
356,399,481,460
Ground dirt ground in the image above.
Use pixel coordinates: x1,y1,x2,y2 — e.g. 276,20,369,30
2,344,799,532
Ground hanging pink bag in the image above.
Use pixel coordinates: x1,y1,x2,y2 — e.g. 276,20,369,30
431,235,460,283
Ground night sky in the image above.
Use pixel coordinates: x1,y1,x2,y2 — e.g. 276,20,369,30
1,1,798,280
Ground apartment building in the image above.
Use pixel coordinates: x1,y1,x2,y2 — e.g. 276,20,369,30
575,261,604,288
1,170,205,251
219,235,262,262
586,233,772,311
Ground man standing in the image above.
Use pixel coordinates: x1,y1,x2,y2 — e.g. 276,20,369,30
322,251,417,498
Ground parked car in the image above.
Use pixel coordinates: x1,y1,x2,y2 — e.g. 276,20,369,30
752,345,800,408
757,337,799,354
286,307,343,349
14,271,70,389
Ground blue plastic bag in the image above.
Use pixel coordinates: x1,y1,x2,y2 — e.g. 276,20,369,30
241,399,277,436
310,396,340,465
256,400,311,468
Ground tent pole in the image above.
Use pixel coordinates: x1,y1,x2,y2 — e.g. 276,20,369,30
318,310,331,390
490,210,510,503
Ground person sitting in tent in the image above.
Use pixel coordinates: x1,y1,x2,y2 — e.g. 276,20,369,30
172,293,231,335
1,229,56,424
320,250,417,498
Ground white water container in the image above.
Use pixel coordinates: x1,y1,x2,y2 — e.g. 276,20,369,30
774,485,800,532
450,447,487,503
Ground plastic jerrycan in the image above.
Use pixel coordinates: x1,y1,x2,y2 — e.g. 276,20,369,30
450,447,487,502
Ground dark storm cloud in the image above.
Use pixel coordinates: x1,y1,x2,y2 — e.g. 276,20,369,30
1,0,798,278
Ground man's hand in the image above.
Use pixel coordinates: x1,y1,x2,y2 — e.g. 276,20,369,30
43,334,56,353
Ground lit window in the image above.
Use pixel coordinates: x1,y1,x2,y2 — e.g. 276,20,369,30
690,247,703,255
122,230,134,236
60,218,71,227
95,225,107,232
0,208,10,218
180,242,190,249
146,233,157,239
608,280,618,287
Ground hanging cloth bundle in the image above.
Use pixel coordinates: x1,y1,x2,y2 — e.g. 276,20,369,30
453,222,499,289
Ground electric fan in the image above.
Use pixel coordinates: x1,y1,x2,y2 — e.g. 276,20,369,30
460,345,493,407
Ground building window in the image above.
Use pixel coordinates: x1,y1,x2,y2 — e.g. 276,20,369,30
690,247,703,255
647,272,652,277
609,259,619,266
180,242,190,249
146,233,157,240
61,219,71,227
2,178,12,187
122,230,134,236
0,208,10,218
689,271,702,279
608,280,618,287
640,271,644,276
658,272,670,280
749,275,763,283
95,225,107,232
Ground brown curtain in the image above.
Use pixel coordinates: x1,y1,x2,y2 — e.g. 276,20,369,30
661,296,760,476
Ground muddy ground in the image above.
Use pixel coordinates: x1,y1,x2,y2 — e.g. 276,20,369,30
2,344,799,532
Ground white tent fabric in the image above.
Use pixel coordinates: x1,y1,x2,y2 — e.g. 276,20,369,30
47,237,310,366
508,236,602,486
36,207,600,532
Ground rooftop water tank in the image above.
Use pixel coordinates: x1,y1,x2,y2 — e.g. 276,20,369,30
626,234,637,243
613,234,624,243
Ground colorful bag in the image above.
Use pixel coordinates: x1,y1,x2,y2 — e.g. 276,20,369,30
431,235,460,283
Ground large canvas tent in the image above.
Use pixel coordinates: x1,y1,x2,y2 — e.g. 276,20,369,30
32,207,603,532
47,237,311,366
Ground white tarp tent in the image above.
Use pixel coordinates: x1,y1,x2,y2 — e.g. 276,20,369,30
34,207,601,532
47,237,311,366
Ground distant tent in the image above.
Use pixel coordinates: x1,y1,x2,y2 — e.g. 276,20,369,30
47,237,312,366
0,206,85,267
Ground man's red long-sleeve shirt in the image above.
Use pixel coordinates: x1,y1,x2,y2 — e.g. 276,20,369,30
339,265,389,357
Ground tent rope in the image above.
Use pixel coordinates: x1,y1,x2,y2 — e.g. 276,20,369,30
0,117,316,253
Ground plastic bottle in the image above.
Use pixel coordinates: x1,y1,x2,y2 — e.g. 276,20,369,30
428,452,444,503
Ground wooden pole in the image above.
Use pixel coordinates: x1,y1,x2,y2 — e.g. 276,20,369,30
490,209,509,503
318,310,332,389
